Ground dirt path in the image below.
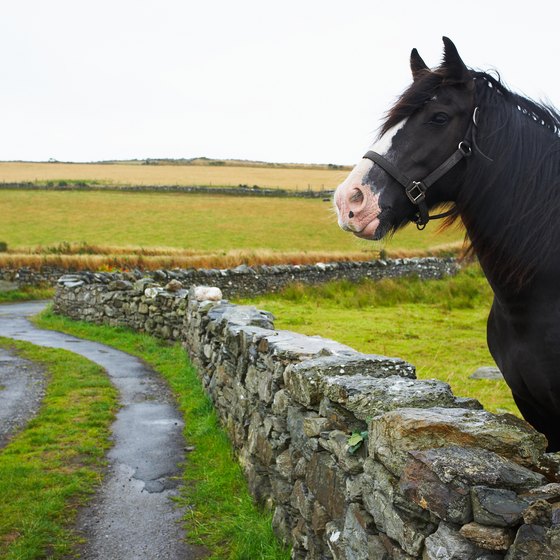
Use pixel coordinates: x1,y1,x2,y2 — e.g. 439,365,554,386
0,301,206,559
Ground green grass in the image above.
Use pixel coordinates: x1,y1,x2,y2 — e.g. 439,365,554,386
241,266,518,416
0,286,55,304
0,338,118,559
0,190,463,255
34,310,290,560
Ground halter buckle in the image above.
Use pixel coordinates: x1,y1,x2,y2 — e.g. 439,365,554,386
406,181,427,204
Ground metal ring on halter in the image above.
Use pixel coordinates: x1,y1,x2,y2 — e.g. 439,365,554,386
473,106,480,127
458,141,472,156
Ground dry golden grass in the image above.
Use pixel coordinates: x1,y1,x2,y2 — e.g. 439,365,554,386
0,162,348,191
0,243,467,271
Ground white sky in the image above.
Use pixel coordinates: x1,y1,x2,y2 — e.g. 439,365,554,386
1,0,559,165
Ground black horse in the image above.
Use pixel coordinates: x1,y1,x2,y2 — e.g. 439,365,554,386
334,37,560,451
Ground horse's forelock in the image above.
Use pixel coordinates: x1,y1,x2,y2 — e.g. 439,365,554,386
380,71,445,136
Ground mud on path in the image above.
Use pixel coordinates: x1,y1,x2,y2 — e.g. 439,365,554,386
0,301,206,559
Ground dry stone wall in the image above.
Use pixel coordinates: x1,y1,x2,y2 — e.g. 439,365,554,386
53,268,560,560
1,257,458,297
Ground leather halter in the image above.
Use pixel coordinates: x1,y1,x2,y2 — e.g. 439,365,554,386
362,107,480,229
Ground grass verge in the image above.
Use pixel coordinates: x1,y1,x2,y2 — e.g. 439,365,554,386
0,286,54,304
241,266,518,415
0,338,118,559
34,309,290,560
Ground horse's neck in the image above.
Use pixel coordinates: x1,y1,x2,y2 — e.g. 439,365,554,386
467,216,560,304
458,102,560,298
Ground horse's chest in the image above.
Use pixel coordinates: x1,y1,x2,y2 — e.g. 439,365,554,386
487,298,560,393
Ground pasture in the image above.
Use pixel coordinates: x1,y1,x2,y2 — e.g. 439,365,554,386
242,267,513,416
0,190,465,269
0,161,347,191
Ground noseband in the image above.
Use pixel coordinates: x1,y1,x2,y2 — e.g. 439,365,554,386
362,107,480,229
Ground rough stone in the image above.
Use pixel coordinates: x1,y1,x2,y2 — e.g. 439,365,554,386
303,416,332,437
290,479,313,522
362,459,436,556
505,524,560,560
272,505,292,546
325,521,345,559
369,407,547,475
144,286,164,298
522,499,552,527
401,456,472,524
318,430,364,475
341,503,375,560
265,330,355,361
423,522,488,560
322,376,464,420
286,353,415,407
472,486,530,527
470,366,504,380
306,452,346,521
275,449,293,480
400,446,545,524
165,279,183,292
192,285,223,301
287,406,321,460
319,398,366,433
459,522,514,551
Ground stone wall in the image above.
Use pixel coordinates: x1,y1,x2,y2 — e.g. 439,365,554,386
2,257,459,298
0,182,334,198
53,273,560,560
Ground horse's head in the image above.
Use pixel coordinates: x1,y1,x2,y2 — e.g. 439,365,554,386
334,37,476,240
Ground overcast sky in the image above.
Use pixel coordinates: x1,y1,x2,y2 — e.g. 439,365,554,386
1,0,559,165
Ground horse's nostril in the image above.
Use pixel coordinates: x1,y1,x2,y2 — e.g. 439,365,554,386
349,211,354,219
350,188,364,204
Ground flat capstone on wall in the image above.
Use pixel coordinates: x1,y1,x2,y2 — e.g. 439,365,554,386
52,260,560,560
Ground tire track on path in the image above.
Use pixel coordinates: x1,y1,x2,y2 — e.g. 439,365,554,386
0,301,206,560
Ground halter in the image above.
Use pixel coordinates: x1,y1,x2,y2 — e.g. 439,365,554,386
362,107,480,229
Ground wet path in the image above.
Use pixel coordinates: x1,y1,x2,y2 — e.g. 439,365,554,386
0,346,46,448
0,301,205,559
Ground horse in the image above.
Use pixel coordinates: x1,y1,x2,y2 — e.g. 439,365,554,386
334,37,560,452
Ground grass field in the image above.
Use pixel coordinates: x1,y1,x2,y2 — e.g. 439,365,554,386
0,161,347,191
241,267,515,416
0,190,466,269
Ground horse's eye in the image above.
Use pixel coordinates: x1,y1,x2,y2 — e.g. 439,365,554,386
430,112,449,125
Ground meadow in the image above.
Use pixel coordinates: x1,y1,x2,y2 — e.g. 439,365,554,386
0,161,347,191
0,189,465,269
242,267,512,416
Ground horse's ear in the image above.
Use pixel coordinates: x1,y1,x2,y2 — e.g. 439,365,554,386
441,36,470,83
410,48,429,80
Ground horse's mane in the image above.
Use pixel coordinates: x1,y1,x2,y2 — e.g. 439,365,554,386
382,68,560,290
461,73,560,289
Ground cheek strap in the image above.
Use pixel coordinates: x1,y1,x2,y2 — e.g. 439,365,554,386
362,107,479,229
